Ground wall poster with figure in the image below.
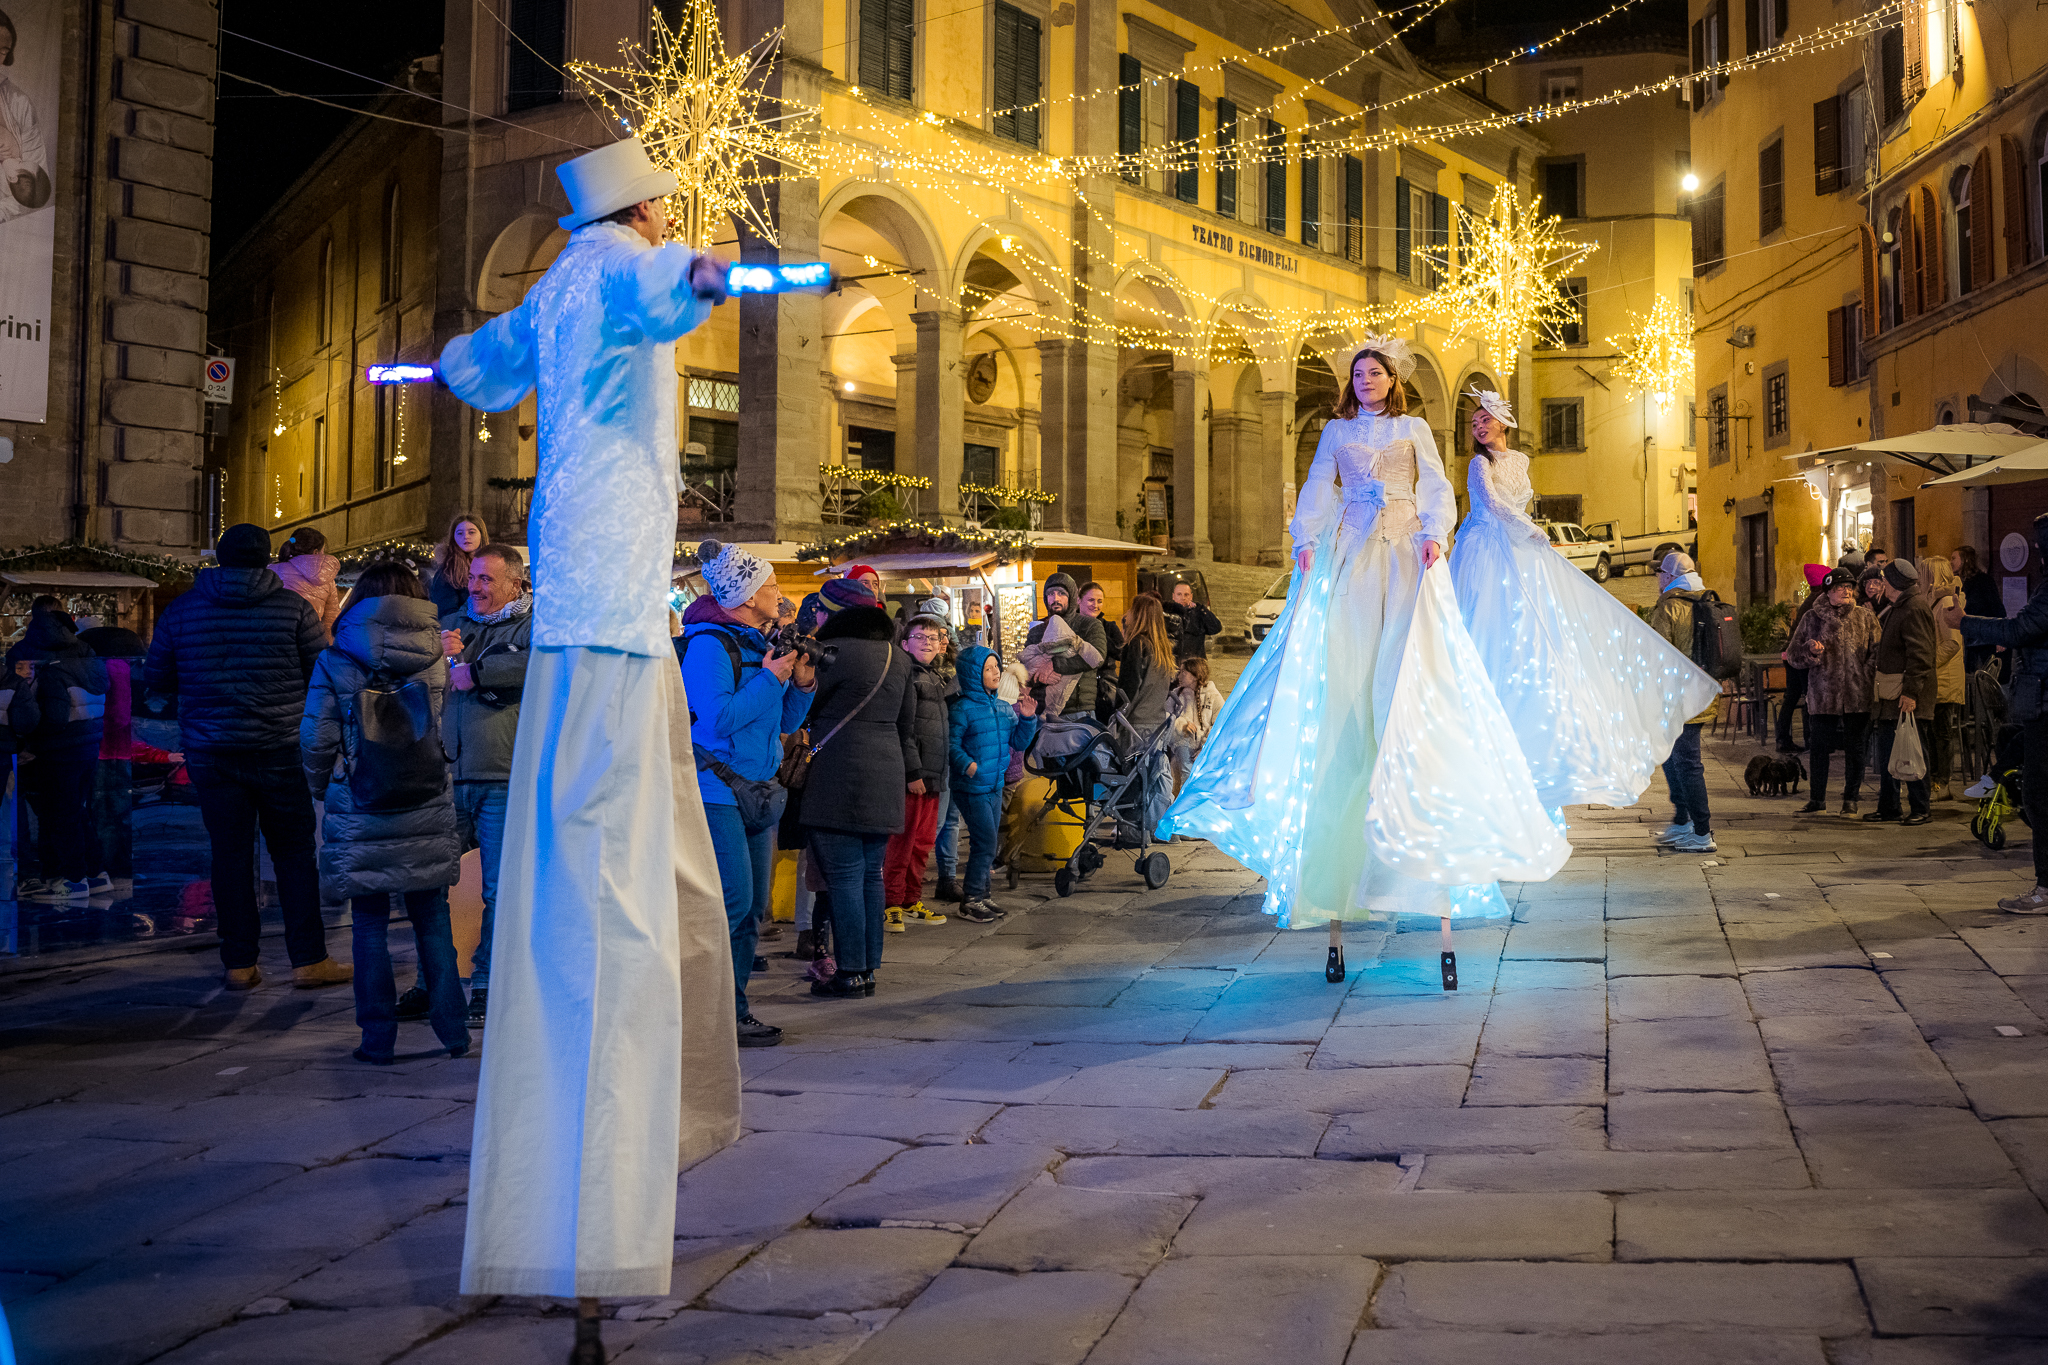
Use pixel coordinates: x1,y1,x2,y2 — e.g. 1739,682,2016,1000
0,0,57,423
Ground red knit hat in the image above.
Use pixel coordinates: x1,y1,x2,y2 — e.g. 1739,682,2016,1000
842,563,879,583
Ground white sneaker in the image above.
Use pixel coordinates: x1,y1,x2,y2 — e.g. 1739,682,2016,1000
1669,832,1718,853
1653,822,1692,846
1996,886,2048,915
84,872,116,896
1963,776,1996,799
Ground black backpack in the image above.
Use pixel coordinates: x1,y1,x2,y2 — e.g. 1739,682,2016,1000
1684,590,1743,680
344,671,447,812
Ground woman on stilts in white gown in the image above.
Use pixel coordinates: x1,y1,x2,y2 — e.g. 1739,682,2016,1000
1447,390,1721,811
1159,339,1569,988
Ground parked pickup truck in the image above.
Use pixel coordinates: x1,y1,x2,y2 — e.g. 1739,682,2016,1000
1533,520,1697,582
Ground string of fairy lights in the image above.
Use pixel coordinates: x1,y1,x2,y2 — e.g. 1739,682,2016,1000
552,0,1874,393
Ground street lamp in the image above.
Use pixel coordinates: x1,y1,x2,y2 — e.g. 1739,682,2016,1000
1681,173,1700,192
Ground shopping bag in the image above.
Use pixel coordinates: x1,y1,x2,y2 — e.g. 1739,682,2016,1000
1889,712,1928,782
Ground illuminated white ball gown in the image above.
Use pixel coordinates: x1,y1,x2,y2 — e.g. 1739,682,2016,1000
1159,412,1570,926
1448,447,1721,810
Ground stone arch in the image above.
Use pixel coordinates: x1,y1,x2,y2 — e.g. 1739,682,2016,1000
477,213,567,313
818,182,949,285
955,220,1067,329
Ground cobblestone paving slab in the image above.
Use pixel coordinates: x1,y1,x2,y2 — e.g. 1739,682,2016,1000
7,732,2048,1361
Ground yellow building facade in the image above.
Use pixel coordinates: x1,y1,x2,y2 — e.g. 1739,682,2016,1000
216,0,1553,562
1690,0,2048,605
1420,19,1699,544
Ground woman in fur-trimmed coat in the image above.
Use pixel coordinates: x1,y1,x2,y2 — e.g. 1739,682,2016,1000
1787,568,1882,815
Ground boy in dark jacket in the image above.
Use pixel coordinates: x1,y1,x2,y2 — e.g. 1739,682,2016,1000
883,614,953,928
5,612,110,900
948,644,1039,921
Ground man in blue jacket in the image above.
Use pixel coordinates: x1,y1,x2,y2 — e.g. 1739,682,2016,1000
681,540,814,1046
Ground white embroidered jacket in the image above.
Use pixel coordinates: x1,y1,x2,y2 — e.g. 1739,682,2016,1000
440,223,713,657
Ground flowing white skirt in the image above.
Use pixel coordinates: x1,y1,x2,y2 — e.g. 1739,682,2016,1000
1159,514,1570,926
1448,517,1723,810
462,647,739,1298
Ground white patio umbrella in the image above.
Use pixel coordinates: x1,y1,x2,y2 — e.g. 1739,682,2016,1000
1921,439,2048,487
1796,422,2041,477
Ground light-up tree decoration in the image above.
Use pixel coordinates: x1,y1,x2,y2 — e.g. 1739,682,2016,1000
1427,185,1594,368
1607,293,1695,412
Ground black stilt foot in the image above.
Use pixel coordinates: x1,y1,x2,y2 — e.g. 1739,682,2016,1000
1325,945,1346,983
1440,951,1459,991
569,1314,606,1365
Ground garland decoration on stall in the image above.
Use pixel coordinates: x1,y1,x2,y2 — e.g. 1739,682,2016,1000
336,538,439,574
0,540,198,585
817,464,934,491
796,521,1035,564
959,482,1057,505
1607,293,1696,413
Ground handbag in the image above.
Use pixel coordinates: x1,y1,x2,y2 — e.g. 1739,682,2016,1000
1888,710,1929,782
1874,671,1904,702
780,649,894,791
692,743,778,831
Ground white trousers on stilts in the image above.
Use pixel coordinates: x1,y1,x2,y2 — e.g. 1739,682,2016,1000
461,647,738,1298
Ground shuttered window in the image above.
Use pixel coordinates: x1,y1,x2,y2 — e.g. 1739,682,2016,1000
1759,139,1785,236
1301,154,1320,246
1813,96,1840,195
1216,98,1238,217
1174,81,1199,202
1394,175,1412,277
1879,24,1906,125
1264,121,1286,236
1118,54,1142,184
1343,155,1363,261
1968,147,1994,291
506,0,567,111
1427,192,1450,287
1693,180,1726,272
858,0,916,101
992,4,1041,147
1920,183,1945,310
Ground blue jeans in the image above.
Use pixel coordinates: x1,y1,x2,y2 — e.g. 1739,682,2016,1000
933,789,962,877
1661,723,1710,835
351,888,468,1059
705,802,774,1017
453,781,509,985
957,786,1003,899
810,829,888,974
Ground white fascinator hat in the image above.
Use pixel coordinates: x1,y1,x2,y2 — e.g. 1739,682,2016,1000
1465,387,1517,428
1345,332,1419,383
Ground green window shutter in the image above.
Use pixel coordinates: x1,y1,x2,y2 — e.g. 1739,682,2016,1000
1119,54,1143,184
1429,192,1450,285
1394,175,1411,277
993,4,1041,146
1217,99,1237,216
1344,155,1363,260
1301,154,1320,246
1264,121,1286,236
1175,81,1200,203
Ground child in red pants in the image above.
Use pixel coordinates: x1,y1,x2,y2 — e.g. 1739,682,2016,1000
883,614,952,927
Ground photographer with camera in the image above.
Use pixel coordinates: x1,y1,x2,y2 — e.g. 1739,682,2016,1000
682,541,815,1047
434,542,534,1027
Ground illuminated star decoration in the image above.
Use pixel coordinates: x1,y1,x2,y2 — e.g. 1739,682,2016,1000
1428,185,1594,369
571,6,818,251
1607,292,1695,412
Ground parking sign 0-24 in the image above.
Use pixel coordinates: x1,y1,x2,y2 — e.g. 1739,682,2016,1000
203,358,235,405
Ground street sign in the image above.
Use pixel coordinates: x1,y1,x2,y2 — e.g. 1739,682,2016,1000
203,357,235,405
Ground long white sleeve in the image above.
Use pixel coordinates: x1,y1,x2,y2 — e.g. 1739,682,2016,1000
441,303,539,413
1289,420,1342,546
1468,450,1548,543
1410,417,1454,543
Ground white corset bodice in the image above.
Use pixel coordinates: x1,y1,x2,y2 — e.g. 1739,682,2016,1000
1289,411,1454,548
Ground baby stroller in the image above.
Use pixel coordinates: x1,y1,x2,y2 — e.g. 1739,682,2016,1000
1011,709,1178,897
1969,722,2028,851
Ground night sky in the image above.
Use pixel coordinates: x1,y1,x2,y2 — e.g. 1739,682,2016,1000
212,1,445,264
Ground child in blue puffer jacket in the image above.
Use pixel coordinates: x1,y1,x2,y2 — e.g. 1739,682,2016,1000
948,644,1038,921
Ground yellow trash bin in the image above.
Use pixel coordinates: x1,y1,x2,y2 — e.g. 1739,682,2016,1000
1007,775,1085,875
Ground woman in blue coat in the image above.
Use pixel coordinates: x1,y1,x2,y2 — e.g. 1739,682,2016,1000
947,644,1038,921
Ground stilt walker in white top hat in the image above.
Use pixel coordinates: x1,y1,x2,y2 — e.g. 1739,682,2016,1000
436,137,737,1365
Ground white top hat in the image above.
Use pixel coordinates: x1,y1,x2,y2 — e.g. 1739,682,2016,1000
557,137,680,231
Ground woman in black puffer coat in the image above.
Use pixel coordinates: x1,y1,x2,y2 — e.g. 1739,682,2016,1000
799,602,919,997
301,563,466,1064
